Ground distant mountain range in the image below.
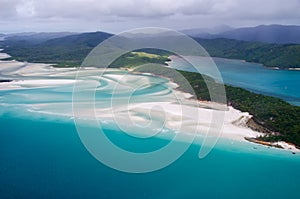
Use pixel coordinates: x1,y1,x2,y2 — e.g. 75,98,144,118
3,24,300,45
2,32,78,44
0,31,113,67
42,31,112,47
181,25,233,37
184,25,300,44
1,26,300,68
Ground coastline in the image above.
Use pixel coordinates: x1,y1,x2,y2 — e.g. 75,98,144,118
1,53,299,154
169,77,300,153
126,66,300,153
267,66,300,71
160,57,300,153
0,50,11,60
168,54,300,73
288,67,300,71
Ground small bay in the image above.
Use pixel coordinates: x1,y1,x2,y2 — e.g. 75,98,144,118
168,56,300,106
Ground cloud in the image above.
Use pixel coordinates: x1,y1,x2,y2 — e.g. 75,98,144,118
16,0,36,18
220,0,300,20
6,0,299,19
0,0,300,32
0,0,20,18
28,0,216,18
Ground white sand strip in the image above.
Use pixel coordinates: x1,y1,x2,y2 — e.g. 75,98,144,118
1,57,298,153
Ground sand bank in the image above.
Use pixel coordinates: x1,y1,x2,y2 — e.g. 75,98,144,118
0,58,298,153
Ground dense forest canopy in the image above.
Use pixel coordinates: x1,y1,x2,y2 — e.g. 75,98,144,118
1,31,300,69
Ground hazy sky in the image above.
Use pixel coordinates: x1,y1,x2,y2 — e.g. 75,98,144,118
1,0,300,33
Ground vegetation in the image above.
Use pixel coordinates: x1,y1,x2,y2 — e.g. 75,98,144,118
1,31,300,69
1,32,112,66
109,51,170,68
1,31,300,146
196,38,300,69
110,51,300,147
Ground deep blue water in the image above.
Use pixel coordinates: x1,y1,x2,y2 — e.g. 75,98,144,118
168,56,300,106
1,114,300,199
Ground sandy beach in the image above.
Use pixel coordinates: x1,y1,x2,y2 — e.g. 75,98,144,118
0,57,298,153
0,51,11,60
289,67,300,71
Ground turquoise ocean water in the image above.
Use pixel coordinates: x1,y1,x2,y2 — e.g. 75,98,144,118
1,113,300,198
1,56,300,198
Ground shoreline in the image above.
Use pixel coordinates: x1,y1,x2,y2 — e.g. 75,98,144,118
245,137,299,153
125,66,300,153
129,60,300,153
288,67,300,71
0,52,11,60
168,55,300,72
0,55,299,154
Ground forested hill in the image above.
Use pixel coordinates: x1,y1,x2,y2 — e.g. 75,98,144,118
3,32,77,44
1,31,113,67
195,38,300,69
213,25,300,44
1,31,300,69
183,25,300,44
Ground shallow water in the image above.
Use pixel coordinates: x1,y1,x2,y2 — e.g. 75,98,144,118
1,57,300,198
